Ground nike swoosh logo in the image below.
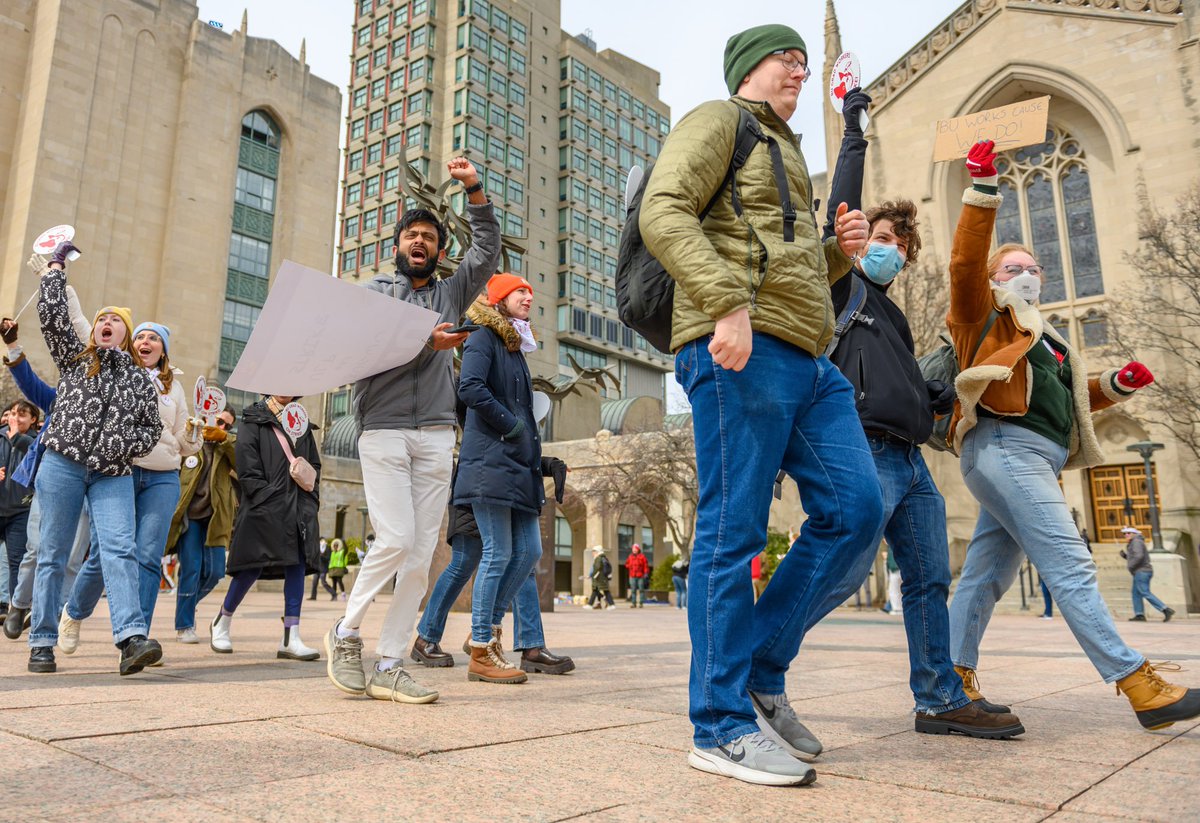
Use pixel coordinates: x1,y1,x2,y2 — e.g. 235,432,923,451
720,744,746,763
751,693,776,720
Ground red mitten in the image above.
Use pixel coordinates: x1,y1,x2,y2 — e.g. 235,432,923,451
1115,361,1154,391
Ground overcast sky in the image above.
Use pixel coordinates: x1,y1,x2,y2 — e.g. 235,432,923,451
195,0,966,174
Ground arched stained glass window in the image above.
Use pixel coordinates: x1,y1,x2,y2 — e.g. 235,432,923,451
992,126,1103,304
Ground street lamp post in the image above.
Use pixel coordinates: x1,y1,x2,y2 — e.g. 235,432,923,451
1125,441,1166,552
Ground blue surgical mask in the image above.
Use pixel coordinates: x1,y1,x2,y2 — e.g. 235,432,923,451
859,243,906,285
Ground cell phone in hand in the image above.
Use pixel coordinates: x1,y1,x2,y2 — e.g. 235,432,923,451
445,323,480,335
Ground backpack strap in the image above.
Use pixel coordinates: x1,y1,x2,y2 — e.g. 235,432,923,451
966,309,1000,369
823,275,868,359
699,107,764,222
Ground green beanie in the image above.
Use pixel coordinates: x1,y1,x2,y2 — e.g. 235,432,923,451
723,24,808,96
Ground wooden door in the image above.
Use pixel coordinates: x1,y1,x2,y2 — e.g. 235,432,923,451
1089,464,1159,543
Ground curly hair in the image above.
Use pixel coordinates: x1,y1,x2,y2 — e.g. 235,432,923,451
864,199,922,266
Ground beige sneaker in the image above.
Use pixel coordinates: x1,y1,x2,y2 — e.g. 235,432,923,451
366,664,439,703
57,608,81,655
324,619,366,695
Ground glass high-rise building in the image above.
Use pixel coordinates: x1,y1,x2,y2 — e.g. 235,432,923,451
336,0,672,410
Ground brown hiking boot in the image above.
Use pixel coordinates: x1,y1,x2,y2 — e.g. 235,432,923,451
1117,660,1200,730
955,665,1011,714
468,644,527,684
915,701,1025,739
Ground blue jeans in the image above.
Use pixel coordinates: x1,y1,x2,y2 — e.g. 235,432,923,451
1132,570,1167,616
471,503,543,645
418,534,546,649
676,334,883,747
12,496,90,611
949,418,1145,683
30,450,145,647
68,467,180,629
174,516,226,630
1040,579,1053,617
2,509,31,603
801,438,970,714
629,576,647,604
672,575,687,608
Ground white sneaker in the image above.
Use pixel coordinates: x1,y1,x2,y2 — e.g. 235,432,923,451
606,604,616,610
177,627,199,644
210,613,232,654
582,604,594,610
688,731,816,786
277,622,320,661
58,608,82,655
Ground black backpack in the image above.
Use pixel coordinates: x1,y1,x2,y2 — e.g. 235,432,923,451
917,310,999,453
616,105,797,354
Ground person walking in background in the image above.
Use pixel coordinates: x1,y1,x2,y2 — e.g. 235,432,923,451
327,538,349,601
166,407,237,644
671,553,688,609
210,395,321,662
585,546,615,610
626,543,648,608
1039,576,1054,620
750,552,765,602
310,536,334,601
884,546,902,617
0,399,37,609
1121,527,1174,622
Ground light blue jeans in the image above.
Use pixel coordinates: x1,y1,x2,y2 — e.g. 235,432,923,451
471,503,543,645
1132,570,1167,616
11,496,90,611
418,533,545,649
68,467,181,631
949,418,1145,682
29,451,146,647
672,575,687,608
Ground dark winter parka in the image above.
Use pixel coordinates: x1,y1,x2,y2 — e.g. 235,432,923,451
452,303,544,515
226,401,321,578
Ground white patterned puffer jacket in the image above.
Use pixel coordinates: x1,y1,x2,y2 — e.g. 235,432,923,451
37,268,161,476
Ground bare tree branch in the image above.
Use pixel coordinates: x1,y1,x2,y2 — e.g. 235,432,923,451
889,255,951,357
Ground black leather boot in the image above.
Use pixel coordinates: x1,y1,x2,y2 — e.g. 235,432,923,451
519,647,576,675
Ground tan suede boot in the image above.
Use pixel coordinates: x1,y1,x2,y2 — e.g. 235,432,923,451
1117,660,1200,730
954,665,1011,713
488,625,517,669
468,644,527,684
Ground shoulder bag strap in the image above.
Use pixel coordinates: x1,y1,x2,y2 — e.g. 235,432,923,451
272,427,298,465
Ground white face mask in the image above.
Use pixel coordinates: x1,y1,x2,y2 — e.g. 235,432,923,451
996,271,1041,305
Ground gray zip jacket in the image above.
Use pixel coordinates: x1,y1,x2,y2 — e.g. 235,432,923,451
353,201,501,431
1123,535,1152,574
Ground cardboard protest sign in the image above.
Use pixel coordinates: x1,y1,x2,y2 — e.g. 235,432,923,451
225,260,440,397
933,96,1051,162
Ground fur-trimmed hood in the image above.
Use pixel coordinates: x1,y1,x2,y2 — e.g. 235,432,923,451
466,302,536,353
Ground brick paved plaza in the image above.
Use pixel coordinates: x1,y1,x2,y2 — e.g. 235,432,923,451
0,594,1196,822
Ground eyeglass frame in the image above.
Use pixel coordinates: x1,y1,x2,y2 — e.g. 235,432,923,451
998,263,1045,277
770,50,811,82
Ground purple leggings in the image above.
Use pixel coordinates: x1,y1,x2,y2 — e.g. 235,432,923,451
222,564,306,617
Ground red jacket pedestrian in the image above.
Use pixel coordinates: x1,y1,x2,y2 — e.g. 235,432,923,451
626,545,648,578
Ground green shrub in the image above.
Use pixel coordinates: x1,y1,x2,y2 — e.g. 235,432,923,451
650,557,677,590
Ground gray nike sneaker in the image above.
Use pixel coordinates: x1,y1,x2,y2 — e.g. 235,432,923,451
688,731,816,786
325,618,366,695
750,690,823,761
366,664,439,704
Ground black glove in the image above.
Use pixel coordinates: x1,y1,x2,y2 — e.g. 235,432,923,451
842,87,871,133
48,241,81,267
926,380,956,416
540,456,568,503
0,319,17,346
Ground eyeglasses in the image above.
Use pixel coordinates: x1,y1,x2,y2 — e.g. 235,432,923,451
772,51,811,82
999,264,1044,277
216,419,233,430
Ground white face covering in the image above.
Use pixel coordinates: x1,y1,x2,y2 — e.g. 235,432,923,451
997,271,1042,305
509,318,537,353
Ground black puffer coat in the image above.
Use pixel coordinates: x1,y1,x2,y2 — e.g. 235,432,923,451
452,304,544,515
227,401,321,578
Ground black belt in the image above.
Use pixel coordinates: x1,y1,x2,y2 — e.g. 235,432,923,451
863,429,915,446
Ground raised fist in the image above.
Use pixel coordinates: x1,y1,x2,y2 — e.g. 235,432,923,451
965,141,997,178
842,87,871,133
48,241,81,268
0,319,17,346
446,157,480,187
1115,361,1154,391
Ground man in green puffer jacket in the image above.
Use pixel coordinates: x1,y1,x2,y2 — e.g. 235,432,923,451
639,23,884,788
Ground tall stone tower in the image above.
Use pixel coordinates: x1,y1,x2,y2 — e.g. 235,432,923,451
822,0,844,180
